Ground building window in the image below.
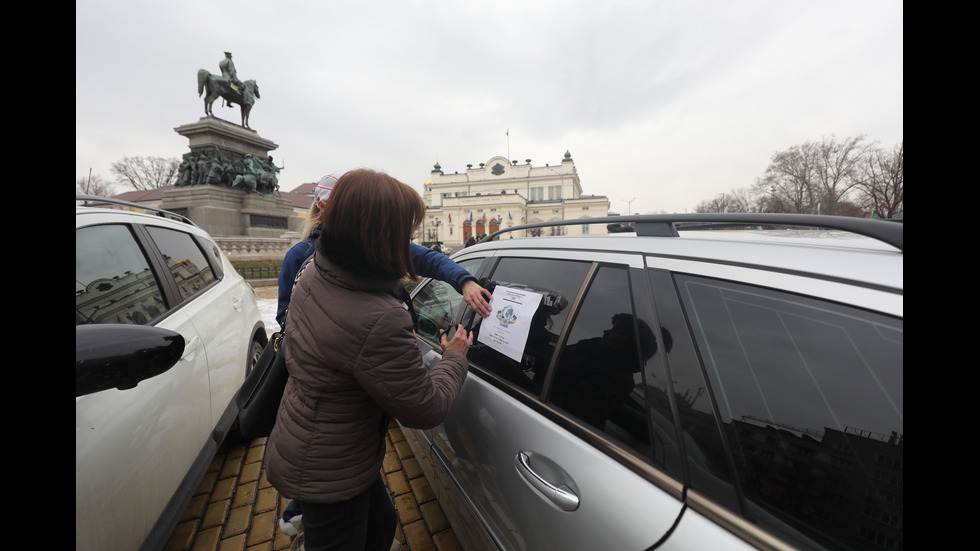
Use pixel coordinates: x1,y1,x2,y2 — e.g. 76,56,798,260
583,224,590,234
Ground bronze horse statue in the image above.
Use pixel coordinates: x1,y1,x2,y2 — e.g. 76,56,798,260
197,69,260,129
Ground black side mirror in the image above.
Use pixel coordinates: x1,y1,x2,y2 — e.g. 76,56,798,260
76,324,185,397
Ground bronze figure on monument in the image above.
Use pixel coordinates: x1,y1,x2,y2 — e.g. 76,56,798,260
198,51,260,129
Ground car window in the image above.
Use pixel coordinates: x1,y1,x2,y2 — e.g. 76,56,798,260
548,265,657,458
466,257,590,393
411,257,486,343
76,224,167,325
676,274,904,550
144,226,217,301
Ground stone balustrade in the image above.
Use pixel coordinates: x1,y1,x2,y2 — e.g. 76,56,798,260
215,236,296,262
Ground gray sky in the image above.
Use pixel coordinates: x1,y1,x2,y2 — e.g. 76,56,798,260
76,0,903,214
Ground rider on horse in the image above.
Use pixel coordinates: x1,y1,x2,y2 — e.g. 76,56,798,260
219,52,244,107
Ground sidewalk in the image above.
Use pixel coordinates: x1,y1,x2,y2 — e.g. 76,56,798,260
164,420,462,551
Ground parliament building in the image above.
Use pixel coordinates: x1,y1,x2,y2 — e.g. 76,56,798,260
419,151,611,248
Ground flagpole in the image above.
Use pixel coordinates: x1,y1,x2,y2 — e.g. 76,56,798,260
506,129,510,161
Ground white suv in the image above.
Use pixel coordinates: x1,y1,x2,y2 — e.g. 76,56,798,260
75,196,267,551
404,213,902,551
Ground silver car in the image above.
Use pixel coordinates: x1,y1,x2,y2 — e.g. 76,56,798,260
76,197,267,551
403,214,903,551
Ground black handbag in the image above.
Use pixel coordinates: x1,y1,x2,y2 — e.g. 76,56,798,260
235,330,288,439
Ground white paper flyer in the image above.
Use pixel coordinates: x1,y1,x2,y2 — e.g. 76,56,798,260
477,285,544,362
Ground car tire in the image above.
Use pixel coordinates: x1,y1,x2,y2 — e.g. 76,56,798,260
247,339,264,376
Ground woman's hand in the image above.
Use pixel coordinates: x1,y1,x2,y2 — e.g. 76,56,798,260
461,280,493,318
440,324,474,355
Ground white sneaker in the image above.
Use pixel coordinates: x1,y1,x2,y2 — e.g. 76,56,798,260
390,539,402,551
279,514,304,537
289,532,305,551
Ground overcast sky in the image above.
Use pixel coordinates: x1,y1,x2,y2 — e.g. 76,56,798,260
76,0,902,214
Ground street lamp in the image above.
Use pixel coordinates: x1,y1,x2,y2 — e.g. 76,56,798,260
625,197,636,215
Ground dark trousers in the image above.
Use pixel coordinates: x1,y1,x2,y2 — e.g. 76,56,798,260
297,475,396,551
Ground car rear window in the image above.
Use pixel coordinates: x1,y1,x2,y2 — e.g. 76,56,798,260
676,274,903,550
144,226,217,301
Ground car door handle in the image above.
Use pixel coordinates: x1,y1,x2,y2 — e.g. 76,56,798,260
515,451,580,511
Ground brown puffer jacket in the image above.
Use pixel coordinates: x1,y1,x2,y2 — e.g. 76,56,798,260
265,252,468,503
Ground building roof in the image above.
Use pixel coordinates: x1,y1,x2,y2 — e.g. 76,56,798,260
282,182,316,209
111,185,174,202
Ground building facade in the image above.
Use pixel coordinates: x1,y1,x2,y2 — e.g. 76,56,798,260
419,151,610,249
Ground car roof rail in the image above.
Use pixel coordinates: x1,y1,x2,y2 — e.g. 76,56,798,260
483,213,903,252
76,194,197,227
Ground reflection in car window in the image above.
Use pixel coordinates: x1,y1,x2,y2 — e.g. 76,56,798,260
467,257,589,393
76,224,166,325
549,266,657,458
677,275,903,551
413,279,463,343
145,226,216,301
410,257,485,344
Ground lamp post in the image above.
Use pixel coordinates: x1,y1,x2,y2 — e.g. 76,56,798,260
625,197,636,215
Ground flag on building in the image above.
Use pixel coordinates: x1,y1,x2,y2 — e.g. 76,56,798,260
448,214,452,223
482,214,487,224
469,212,473,222
508,211,512,221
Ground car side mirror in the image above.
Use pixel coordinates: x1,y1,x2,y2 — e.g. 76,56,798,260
76,324,185,397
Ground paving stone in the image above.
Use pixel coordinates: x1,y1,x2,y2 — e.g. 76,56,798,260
420,501,450,533
223,505,251,537
394,493,422,523
202,499,231,530
169,427,456,550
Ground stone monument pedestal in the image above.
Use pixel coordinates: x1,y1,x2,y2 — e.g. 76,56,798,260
160,185,297,238
164,117,301,261
173,117,277,159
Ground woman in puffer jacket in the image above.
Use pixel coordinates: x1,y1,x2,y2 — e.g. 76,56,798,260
265,168,473,551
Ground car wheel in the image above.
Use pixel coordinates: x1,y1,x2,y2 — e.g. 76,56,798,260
247,339,264,376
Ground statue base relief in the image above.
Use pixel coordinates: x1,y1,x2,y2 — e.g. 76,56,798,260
164,118,300,261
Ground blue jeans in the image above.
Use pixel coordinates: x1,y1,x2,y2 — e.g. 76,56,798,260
296,475,396,551
283,498,302,521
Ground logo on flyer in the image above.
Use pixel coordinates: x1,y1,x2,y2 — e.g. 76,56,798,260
496,305,518,327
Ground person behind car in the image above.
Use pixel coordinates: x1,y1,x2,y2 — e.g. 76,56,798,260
265,169,474,551
275,172,492,543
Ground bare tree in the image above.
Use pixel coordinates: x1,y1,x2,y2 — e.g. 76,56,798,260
813,135,868,215
111,156,180,191
76,174,115,197
753,135,867,215
695,188,755,213
753,142,820,213
855,141,903,219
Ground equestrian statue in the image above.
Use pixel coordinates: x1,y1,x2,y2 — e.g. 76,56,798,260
197,52,260,129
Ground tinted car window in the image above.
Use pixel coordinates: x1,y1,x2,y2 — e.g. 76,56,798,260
145,226,216,301
76,224,166,325
676,274,904,550
548,266,657,458
467,257,590,393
